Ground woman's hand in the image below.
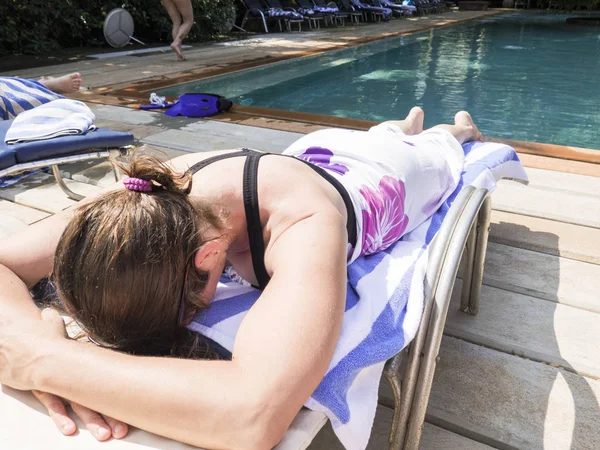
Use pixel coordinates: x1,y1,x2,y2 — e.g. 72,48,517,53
0,308,129,440
32,390,129,440
0,308,66,391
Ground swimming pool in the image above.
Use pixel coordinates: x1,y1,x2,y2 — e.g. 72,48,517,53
158,13,600,150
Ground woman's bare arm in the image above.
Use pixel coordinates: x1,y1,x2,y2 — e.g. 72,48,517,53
0,150,232,300
0,211,348,449
0,207,134,439
1,208,73,285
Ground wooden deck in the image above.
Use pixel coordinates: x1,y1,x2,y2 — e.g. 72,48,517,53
1,9,599,450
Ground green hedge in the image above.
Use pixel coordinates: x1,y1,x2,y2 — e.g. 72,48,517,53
0,0,237,56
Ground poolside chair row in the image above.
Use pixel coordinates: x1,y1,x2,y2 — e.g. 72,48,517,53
239,0,421,33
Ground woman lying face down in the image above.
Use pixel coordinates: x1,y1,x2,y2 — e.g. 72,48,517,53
54,154,230,358
0,108,482,448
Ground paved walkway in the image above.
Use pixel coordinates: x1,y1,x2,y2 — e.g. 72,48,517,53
1,11,498,89
1,9,599,450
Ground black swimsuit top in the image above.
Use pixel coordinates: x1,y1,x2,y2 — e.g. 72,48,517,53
188,148,357,290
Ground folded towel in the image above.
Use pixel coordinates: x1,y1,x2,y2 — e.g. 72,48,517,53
0,77,63,121
5,99,96,145
189,141,528,450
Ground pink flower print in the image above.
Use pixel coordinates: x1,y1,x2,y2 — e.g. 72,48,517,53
360,176,409,255
296,147,349,176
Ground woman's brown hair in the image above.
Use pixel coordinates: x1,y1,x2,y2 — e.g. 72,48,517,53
53,152,223,358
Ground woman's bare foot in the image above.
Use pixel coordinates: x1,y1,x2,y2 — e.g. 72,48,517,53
39,73,82,94
177,40,187,61
383,106,424,135
170,39,186,61
454,111,483,142
405,106,424,135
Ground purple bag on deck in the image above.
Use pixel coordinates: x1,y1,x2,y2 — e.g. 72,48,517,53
164,93,233,118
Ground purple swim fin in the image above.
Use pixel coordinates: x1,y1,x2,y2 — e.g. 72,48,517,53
164,93,232,117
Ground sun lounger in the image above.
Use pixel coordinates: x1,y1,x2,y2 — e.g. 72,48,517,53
262,0,317,31
413,0,441,15
346,0,393,21
293,0,330,28
334,0,365,23
371,0,415,16
240,0,318,32
0,119,134,201
312,0,350,26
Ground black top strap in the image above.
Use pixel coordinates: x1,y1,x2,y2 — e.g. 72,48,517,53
243,152,271,289
289,157,357,247
186,148,271,289
187,149,250,175
185,147,356,291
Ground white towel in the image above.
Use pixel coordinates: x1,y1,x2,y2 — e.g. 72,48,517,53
4,99,96,144
189,141,528,450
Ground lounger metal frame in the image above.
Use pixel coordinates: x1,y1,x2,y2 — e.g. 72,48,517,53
0,147,131,201
382,185,491,449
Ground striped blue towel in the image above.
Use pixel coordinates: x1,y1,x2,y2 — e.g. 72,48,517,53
189,141,528,450
4,99,96,145
0,77,63,121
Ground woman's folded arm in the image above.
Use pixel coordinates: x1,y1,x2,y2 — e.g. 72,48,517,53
2,211,348,450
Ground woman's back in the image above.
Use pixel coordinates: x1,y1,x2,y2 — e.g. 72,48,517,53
171,148,352,288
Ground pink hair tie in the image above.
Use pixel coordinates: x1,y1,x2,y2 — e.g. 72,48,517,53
123,177,153,192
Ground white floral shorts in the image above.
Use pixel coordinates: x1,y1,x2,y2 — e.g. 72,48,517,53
283,124,465,262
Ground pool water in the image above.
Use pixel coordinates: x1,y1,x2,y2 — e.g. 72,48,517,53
158,13,600,149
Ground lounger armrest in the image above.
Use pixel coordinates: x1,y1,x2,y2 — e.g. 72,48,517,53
383,186,492,449
248,7,266,14
403,187,491,449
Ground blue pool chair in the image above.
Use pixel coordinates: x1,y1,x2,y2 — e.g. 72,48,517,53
351,0,393,20
335,0,365,23
372,0,415,16
240,0,311,32
312,0,350,26
263,0,313,31
0,120,134,201
294,0,329,28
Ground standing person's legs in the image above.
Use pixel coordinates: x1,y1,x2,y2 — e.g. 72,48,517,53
172,0,194,61
162,0,184,59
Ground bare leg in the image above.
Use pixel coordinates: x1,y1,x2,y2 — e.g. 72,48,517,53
39,73,82,94
433,111,483,145
162,0,184,60
172,0,194,61
381,106,424,135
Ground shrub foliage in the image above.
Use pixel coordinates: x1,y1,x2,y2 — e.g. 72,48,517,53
0,0,237,56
